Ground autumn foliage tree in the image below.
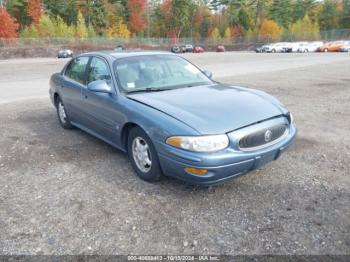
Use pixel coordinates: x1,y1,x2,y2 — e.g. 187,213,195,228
0,8,19,38
128,0,147,34
258,19,283,41
27,0,43,25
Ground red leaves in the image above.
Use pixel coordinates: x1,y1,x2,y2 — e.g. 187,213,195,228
128,0,147,34
0,8,19,38
27,0,42,25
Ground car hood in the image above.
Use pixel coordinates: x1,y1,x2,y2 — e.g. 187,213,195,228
127,84,287,134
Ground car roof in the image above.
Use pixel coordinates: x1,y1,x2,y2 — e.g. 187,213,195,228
80,50,174,61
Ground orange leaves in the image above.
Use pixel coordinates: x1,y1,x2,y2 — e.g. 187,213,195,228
128,0,147,34
0,8,19,38
258,19,283,41
27,0,43,25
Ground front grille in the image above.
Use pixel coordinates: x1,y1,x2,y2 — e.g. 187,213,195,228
239,124,288,150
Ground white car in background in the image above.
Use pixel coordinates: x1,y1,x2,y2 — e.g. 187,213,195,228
297,41,324,53
265,42,289,53
283,42,308,53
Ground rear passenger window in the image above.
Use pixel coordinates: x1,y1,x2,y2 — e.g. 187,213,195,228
65,57,89,85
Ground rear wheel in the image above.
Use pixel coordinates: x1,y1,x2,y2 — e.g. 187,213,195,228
271,49,276,53
56,97,73,129
128,127,163,182
304,49,309,53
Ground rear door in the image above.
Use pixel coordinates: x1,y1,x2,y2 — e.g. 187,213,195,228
60,56,90,123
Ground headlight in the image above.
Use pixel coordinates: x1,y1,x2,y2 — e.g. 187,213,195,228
166,134,229,152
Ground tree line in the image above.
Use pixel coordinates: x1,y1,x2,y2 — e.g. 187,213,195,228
0,0,349,40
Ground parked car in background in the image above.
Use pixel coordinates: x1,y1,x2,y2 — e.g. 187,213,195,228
181,44,194,53
57,48,73,58
115,44,126,51
265,43,288,53
49,51,296,185
338,45,350,52
283,42,307,53
193,46,204,53
171,45,181,53
297,41,324,52
317,41,345,52
255,45,269,53
216,45,225,52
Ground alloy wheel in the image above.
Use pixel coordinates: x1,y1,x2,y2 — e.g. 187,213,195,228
58,101,67,124
132,137,152,173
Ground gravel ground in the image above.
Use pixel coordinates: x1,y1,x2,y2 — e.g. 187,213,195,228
0,52,349,255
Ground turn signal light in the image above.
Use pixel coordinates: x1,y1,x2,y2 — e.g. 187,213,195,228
185,167,208,176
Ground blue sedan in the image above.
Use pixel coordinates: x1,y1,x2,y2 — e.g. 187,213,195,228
49,51,297,185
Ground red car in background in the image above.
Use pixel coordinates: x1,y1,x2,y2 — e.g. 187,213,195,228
216,45,225,52
193,46,204,53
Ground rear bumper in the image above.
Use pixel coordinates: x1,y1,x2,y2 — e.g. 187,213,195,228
156,124,297,186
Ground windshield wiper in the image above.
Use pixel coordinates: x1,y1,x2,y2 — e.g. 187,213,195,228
126,87,171,94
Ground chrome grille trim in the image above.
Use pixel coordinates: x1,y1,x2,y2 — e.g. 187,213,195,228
228,116,291,152
238,128,289,152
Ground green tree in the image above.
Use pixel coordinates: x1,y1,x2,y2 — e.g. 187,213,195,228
75,11,88,38
171,0,196,38
199,15,211,37
20,25,39,37
90,0,106,35
210,27,221,41
290,15,320,40
54,16,75,37
318,0,339,31
149,2,166,37
6,0,27,29
270,0,292,29
44,0,78,25
292,0,317,22
238,7,251,30
340,0,350,29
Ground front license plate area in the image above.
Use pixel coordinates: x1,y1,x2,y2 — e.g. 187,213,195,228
255,151,278,168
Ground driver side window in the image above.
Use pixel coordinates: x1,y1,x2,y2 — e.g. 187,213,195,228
88,57,112,87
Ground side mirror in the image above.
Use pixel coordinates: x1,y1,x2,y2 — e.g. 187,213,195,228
87,80,112,94
203,70,213,79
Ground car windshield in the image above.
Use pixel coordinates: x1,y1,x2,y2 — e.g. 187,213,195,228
113,55,213,93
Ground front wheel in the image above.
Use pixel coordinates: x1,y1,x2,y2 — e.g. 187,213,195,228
128,127,163,182
56,97,73,129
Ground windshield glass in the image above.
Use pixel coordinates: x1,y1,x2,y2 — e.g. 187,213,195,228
113,55,213,93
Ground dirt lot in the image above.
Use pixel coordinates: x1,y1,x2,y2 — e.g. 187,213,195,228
0,52,349,255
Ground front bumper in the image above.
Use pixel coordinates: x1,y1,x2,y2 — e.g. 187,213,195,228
155,122,297,186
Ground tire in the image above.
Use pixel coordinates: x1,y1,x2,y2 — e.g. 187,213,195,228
324,48,328,52
56,96,73,129
128,127,163,182
304,49,309,53
271,49,276,53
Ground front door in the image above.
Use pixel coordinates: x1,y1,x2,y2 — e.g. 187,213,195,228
81,56,123,145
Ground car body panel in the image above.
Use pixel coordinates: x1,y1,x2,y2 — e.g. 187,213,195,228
50,51,296,185
339,45,350,52
297,41,324,52
193,46,204,53
216,45,225,52
127,84,286,134
318,41,346,52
